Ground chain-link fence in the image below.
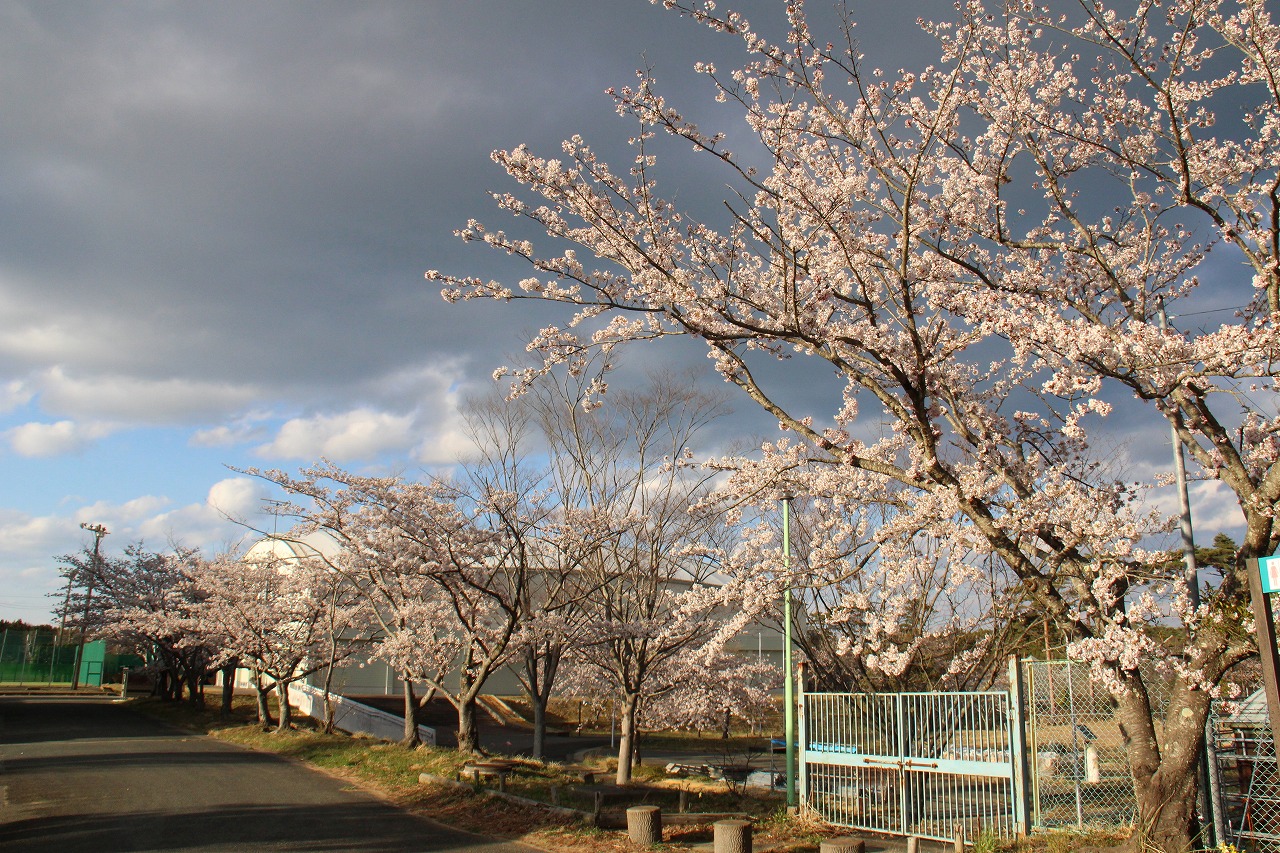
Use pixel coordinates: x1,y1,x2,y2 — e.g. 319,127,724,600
1022,660,1280,851
1217,689,1280,852
1021,659,1173,830
798,660,1272,846
0,626,78,684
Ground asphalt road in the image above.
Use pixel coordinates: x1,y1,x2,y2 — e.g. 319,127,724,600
0,695,539,852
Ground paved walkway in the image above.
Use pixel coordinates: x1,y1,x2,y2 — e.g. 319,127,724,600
0,693,538,852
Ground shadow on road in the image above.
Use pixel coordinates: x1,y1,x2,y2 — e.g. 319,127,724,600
0,746,282,776
0,802,519,852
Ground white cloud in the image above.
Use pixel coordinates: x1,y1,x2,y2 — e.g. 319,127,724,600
249,361,485,464
5,419,115,457
206,477,266,520
412,416,476,465
37,366,260,423
0,507,78,553
0,379,33,413
190,423,260,447
0,486,268,624
257,407,416,461
1186,479,1245,536
74,495,173,529
1144,476,1246,546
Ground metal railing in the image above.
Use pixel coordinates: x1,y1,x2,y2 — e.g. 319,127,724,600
800,661,1272,846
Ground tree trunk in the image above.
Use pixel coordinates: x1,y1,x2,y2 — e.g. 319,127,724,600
320,661,337,735
253,670,272,729
220,662,236,720
1116,676,1207,853
530,693,547,761
522,644,560,763
615,693,640,785
1132,771,1199,853
187,665,205,708
401,675,421,748
457,697,481,755
275,680,292,733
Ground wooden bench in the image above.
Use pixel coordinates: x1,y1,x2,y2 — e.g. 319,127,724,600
561,765,599,784
461,761,514,792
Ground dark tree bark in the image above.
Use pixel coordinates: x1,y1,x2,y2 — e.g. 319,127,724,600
252,669,273,730
400,675,421,747
220,661,237,720
456,697,481,755
274,680,292,733
522,643,561,762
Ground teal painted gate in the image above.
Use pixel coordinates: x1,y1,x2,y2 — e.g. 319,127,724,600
800,685,1030,842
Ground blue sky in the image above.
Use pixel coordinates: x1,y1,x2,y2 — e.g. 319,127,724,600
0,0,1247,624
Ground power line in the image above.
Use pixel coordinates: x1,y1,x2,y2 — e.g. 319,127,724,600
1171,304,1246,319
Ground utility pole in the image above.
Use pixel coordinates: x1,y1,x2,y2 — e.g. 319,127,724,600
1158,302,1223,845
71,522,108,690
781,491,797,811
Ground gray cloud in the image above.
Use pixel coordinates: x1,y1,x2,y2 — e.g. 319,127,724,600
0,0,1024,622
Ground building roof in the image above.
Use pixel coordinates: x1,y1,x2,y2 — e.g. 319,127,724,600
1225,688,1272,730
243,532,339,566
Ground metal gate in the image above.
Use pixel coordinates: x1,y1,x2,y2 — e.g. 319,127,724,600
801,690,1027,841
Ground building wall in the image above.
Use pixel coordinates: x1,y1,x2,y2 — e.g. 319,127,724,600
234,621,787,699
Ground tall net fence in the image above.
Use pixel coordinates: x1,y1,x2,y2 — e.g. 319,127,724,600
0,627,79,684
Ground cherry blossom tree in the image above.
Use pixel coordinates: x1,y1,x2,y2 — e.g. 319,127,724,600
427,2,1280,847
250,464,525,753
55,543,220,705
193,550,351,733
638,650,780,738
734,493,1028,693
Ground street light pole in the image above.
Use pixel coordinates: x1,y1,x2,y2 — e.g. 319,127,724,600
782,492,797,810
71,522,108,690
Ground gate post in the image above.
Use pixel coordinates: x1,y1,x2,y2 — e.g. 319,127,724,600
797,685,807,816
1008,656,1032,836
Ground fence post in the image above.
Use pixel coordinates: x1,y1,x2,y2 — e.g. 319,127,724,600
797,686,807,816
1008,656,1032,836
1065,658,1084,828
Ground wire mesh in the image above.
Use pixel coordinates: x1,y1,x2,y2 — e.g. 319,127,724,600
1021,659,1160,830
1216,692,1280,852
0,627,77,684
802,664,1256,842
